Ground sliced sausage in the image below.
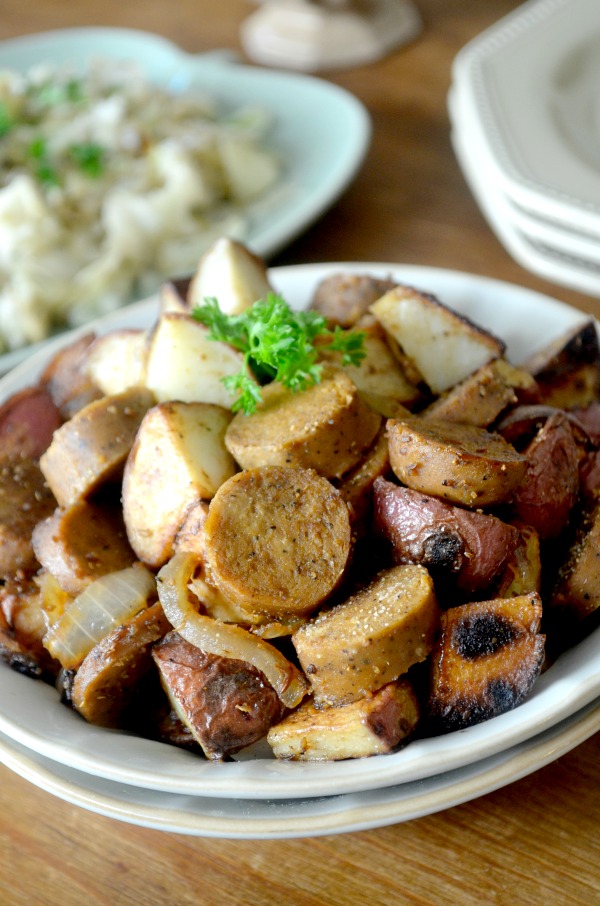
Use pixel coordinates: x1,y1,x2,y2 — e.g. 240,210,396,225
0,456,56,577
0,385,62,460
203,465,351,619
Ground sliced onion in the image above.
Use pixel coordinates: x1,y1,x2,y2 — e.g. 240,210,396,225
43,564,157,670
156,552,309,709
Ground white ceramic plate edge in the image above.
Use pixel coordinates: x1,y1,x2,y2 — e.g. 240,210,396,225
0,697,598,838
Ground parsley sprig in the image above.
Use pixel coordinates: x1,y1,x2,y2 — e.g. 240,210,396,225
192,293,366,415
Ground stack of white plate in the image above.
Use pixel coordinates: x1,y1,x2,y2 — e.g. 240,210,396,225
449,0,600,297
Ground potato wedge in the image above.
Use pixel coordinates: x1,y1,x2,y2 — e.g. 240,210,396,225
71,601,171,727
293,564,439,707
203,465,351,619
428,593,545,731
143,311,253,408
371,285,505,394
152,630,283,759
225,366,382,480
39,387,154,507
187,236,273,316
84,329,147,397
309,272,397,328
387,415,526,508
267,680,420,761
551,499,600,621
524,318,600,409
373,478,519,596
422,358,538,427
122,401,237,568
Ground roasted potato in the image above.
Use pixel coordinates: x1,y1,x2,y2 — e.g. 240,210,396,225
386,415,526,508
309,272,397,328
524,318,600,409
428,593,545,732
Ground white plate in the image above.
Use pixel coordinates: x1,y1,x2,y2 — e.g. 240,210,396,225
448,86,600,297
0,697,598,838
451,0,600,236
0,27,370,373
0,261,598,800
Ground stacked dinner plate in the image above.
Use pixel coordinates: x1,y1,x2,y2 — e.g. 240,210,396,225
448,0,600,297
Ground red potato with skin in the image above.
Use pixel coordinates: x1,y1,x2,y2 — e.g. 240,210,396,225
0,385,62,460
373,477,519,596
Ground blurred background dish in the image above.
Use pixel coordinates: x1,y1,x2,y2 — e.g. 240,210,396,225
449,0,600,296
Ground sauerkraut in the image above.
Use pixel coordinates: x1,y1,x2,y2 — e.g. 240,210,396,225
0,60,281,353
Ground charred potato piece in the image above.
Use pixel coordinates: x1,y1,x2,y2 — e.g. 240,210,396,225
373,478,519,596
551,499,600,621
152,631,283,760
71,602,171,727
122,401,237,568
371,285,505,395
293,564,439,707
428,593,545,732
225,366,382,480
267,679,420,761
39,387,154,507
524,319,600,409
0,456,56,578
423,359,538,427
387,416,526,508
32,500,136,596
203,465,351,619
309,272,397,328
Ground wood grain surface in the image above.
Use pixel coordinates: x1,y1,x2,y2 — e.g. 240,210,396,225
1,2,599,904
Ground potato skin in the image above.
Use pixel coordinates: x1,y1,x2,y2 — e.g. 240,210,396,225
373,478,519,596
152,631,283,759
203,465,351,618
386,415,526,508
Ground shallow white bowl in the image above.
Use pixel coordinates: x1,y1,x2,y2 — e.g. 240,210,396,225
0,261,598,800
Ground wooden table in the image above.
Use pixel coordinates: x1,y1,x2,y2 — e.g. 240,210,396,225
1,2,599,904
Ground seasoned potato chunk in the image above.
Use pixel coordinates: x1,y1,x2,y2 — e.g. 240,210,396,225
551,500,600,621
143,312,252,408
84,329,147,397
373,478,519,596
371,285,505,394
71,602,171,727
122,401,237,568
39,387,154,507
387,415,526,508
293,564,439,707
152,631,283,760
524,318,600,409
225,366,382,480
187,236,273,316
428,593,545,732
423,359,538,427
203,465,351,619
267,680,420,761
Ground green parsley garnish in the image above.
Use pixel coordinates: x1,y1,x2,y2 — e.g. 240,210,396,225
0,101,14,138
192,293,366,415
27,137,59,187
70,142,105,178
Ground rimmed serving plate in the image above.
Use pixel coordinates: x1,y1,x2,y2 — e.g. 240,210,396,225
0,261,598,800
451,0,600,237
0,27,370,373
1,696,598,838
